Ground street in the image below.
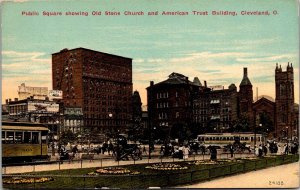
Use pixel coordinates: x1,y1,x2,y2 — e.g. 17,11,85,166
178,161,299,188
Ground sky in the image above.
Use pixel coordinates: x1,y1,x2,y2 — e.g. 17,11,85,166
1,0,299,105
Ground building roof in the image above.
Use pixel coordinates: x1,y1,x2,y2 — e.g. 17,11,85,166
154,72,196,86
52,47,132,60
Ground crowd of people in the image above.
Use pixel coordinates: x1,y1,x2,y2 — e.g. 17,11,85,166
53,138,299,162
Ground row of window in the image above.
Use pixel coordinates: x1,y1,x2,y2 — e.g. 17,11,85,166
156,92,169,99
84,120,128,126
199,136,261,141
2,131,42,144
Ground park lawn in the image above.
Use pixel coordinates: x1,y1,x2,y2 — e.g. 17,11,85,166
3,154,299,189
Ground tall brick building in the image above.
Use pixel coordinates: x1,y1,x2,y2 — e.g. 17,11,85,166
147,73,201,140
52,48,133,135
193,83,239,133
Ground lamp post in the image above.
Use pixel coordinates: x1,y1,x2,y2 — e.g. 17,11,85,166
286,126,289,154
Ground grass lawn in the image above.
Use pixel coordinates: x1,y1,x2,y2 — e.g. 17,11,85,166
3,154,299,189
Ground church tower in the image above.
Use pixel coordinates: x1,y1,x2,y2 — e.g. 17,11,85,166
275,63,294,139
239,68,254,126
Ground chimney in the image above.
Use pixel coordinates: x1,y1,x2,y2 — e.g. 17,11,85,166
204,81,207,88
150,81,154,86
9,98,11,102
243,68,248,77
185,77,189,84
14,98,18,101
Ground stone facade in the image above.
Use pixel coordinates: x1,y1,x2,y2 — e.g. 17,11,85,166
275,63,295,139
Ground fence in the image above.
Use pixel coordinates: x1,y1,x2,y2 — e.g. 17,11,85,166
3,154,299,189
2,152,254,174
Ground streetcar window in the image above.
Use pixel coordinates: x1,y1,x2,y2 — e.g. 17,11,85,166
216,137,219,140
205,137,209,140
245,137,249,141
2,131,6,144
241,137,244,140
41,131,48,144
24,132,31,143
250,137,253,141
15,132,23,143
6,131,14,143
230,137,234,140
32,132,39,144
258,137,260,141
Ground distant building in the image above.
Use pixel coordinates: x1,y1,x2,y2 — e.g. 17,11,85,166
238,68,254,126
193,83,238,133
18,83,48,100
275,63,295,140
147,65,298,141
5,97,61,134
147,72,201,140
52,48,133,136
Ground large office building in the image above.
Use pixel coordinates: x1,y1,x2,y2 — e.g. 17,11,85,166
52,48,133,135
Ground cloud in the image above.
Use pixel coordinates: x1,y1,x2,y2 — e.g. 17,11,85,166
2,50,52,102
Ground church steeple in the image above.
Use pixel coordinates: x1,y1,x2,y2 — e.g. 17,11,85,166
240,67,252,86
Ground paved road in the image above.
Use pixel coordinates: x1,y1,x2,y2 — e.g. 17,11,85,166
178,161,299,189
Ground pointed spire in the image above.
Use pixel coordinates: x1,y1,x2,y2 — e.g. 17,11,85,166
240,67,252,86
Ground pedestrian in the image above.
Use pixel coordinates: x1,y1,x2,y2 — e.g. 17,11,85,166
71,144,78,159
258,144,263,157
178,144,184,159
262,144,268,156
143,146,147,154
210,146,217,161
229,144,234,158
183,145,190,160
254,146,259,156
284,144,289,155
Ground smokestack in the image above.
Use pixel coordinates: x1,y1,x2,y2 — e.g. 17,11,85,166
150,81,154,86
204,81,207,88
243,68,248,77
185,77,188,84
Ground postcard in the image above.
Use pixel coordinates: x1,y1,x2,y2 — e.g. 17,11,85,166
1,0,299,189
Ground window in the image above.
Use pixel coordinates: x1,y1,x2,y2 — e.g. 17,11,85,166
15,132,23,143
2,131,5,144
6,132,14,143
32,132,39,144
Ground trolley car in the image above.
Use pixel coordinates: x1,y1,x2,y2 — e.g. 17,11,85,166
2,121,50,164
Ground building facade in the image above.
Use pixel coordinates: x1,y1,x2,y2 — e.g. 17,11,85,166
147,73,201,140
193,83,238,133
275,63,295,140
52,48,133,135
18,83,48,100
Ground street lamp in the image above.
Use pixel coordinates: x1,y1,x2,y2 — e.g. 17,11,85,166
286,126,289,154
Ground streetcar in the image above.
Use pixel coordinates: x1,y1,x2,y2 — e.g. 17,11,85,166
196,132,264,148
2,121,50,164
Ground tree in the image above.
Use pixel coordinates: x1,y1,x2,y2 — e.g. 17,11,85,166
59,130,76,145
257,112,274,135
230,113,251,132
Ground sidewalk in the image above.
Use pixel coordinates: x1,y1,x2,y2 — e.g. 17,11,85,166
178,161,299,189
